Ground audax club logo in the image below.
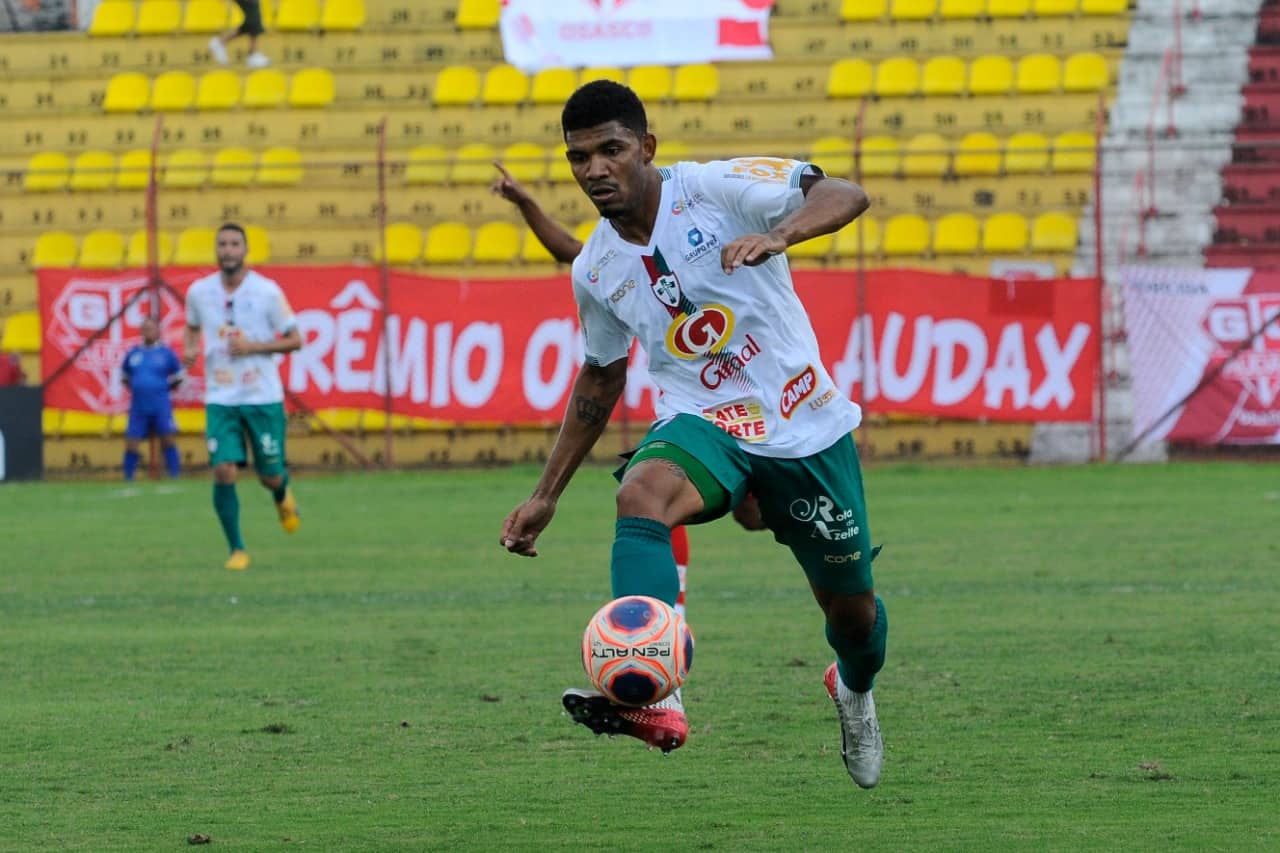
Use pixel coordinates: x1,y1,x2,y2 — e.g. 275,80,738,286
1203,295,1280,405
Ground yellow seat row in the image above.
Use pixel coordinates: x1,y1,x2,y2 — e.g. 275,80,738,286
829,51,1110,98
89,0,364,35
31,226,272,269
839,0,1127,18
103,68,334,113
0,311,41,353
380,221,572,265
790,210,1079,258
812,130,1095,177
22,146,305,192
41,408,209,436
430,63,720,106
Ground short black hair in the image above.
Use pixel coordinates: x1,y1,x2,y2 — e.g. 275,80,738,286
562,80,648,140
218,222,247,243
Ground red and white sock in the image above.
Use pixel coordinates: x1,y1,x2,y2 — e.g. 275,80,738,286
670,525,690,618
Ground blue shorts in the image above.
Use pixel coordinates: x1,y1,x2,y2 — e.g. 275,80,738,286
126,408,177,440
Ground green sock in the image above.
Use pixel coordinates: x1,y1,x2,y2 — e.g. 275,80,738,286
213,482,245,552
271,471,290,504
610,517,679,606
827,595,887,693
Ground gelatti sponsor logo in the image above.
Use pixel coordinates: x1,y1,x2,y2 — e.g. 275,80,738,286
780,365,818,418
666,304,735,359
587,249,618,284
683,227,720,264
789,495,859,541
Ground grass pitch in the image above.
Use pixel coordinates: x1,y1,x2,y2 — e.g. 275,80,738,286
2,462,1278,851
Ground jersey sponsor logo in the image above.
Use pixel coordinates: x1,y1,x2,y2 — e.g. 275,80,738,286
808,387,836,412
666,304,734,359
609,279,636,304
724,157,794,184
671,192,706,216
651,271,682,308
587,249,618,284
779,365,818,418
789,495,859,541
682,227,721,264
702,397,767,442
700,334,761,389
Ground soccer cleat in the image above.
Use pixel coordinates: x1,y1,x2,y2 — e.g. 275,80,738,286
208,37,229,65
562,687,688,753
825,662,883,789
224,549,251,571
245,52,271,68
276,488,300,534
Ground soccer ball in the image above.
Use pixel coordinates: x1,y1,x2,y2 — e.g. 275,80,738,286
581,595,694,707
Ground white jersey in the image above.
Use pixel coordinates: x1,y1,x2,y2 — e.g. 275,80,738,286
185,270,297,406
573,158,862,459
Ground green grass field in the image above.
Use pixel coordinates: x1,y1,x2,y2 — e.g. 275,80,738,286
2,462,1279,851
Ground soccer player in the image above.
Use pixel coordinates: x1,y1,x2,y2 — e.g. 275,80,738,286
499,81,887,789
120,314,183,481
208,0,270,68
183,223,302,571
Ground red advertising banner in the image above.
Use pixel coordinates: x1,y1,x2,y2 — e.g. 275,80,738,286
39,267,1100,424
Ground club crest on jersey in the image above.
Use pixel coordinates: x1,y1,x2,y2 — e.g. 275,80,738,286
666,304,735,359
651,272,682,307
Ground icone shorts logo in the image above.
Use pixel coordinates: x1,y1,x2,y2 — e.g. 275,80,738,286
666,304,734,359
789,495,859,541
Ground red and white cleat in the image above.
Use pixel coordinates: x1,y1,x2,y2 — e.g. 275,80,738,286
562,687,688,753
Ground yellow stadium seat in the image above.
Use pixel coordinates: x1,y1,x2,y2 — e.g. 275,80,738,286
33,232,78,267
104,72,150,113
0,312,41,352
173,409,206,434
406,144,450,184
573,221,596,245
1064,52,1110,91
482,64,530,105
788,233,834,260
628,65,673,100
1016,54,1062,94
1081,0,1126,13
531,68,577,104
183,0,232,32
125,230,174,266
903,133,949,177
1033,0,1077,13
841,0,887,20
151,70,196,111
256,146,304,185
381,223,423,265
969,55,1014,95
982,213,1030,253
1004,131,1050,173
79,230,126,269
874,57,920,97
549,144,574,182
136,0,181,34
196,70,241,110
987,0,1030,16
473,222,521,263
653,141,690,168
674,64,719,101
70,151,117,191
452,143,496,184
521,229,556,263
891,0,937,19
579,67,624,85
321,0,364,30
42,409,62,436
835,215,882,257
275,0,319,30
456,0,500,29
932,213,980,254
175,227,216,265
24,152,71,192
116,150,153,189
1031,212,1079,251
939,0,983,15
244,225,271,263
311,408,363,433
860,136,901,177
89,0,135,35
827,59,874,98
434,65,481,105
811,137,854,179
289,67,334,107
162,149,207,188
922,56,966,95
61,412,111,436
243,68,287,108
1051,131,1096,172
954,132,1002,176
884,214,931,256
424,222,472,264
502,142,547,182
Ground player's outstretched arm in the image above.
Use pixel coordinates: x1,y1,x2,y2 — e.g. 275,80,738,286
182,325,201,369
500,358,627,557
491,161,584,264
721,176,869,274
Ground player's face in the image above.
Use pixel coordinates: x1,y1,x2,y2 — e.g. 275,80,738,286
140,316,160,344
216,229,248,276
564,121,656,219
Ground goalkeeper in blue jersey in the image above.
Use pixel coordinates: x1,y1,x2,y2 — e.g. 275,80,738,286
120,315,184,480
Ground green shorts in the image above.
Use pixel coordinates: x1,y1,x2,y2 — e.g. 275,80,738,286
618,413,877,595
206,402,288,477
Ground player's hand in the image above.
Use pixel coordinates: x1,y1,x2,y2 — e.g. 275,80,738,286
721,231,788,274
500,496,556,557
227,337,255,357
490,161,534,207
182,352,197,369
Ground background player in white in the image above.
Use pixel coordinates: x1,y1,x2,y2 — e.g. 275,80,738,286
499,82,887,788
183,223,302,571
